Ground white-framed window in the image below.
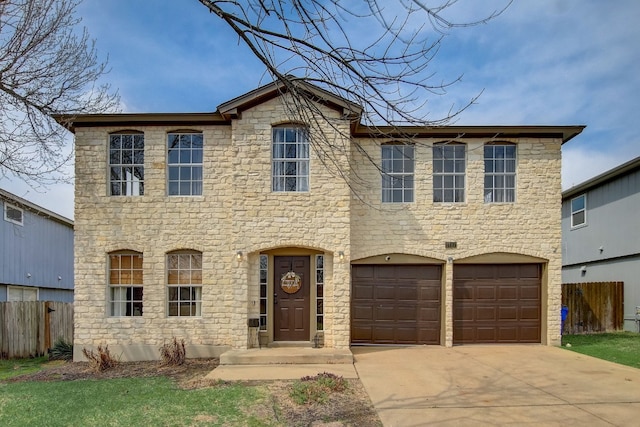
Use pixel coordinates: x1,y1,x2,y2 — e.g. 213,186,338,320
433,143,465,203
109,133,144,196
3,203,23,225
108,251,143,317
167,251,202,317
167,132,203,196
8,286,38,301
381,144,414,203
272,126,309,192
259,254,268,331
571,194,587,228
316,254,324,331
484,144,517,203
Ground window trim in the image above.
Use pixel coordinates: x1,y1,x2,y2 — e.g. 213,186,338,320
108,251,144,317
570,194,587,229
3,202,24,227
166,250,203,317
483,143,517,204
271,125,310,193
381,143,415,203
7,285,38,301
167,131,204,196
109,131,145,197
3,203,23,226
432,142,466,203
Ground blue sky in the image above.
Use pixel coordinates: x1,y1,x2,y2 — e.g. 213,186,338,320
2,0,639,219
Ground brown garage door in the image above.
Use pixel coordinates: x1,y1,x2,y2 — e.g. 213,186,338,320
351,264,442,345
453,264,541,344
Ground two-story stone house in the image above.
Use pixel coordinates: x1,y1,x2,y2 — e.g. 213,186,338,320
57,80,584,361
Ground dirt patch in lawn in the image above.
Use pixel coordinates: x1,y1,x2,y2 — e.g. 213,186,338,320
4,359,381,426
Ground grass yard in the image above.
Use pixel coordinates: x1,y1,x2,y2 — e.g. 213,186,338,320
561,332,640,369
0,376,271,427
0,357,51,380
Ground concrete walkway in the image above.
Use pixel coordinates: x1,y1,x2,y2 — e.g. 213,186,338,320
352,345,640,427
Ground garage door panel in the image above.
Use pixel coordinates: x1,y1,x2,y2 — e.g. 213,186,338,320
498,286,518,300
352,264,442,345
520,285,540,300
476,306,498,321
419,307,440,322
453,264,541,344
498,306,517,320
476,286,497,300
520,306,541,320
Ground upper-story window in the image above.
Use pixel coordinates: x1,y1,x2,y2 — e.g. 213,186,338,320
484,144,516,203
571,194,587,228
109,132,144,196
108,251,143,317
272,126,309,192
167,132,203,196
433,143,465,203
4,203,23,226
381,144,414,203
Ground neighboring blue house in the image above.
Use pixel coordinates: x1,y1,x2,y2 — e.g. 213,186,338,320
561,156,640,331
0,188,74,302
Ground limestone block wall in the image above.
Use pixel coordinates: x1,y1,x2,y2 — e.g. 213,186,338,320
73,96,354,360
228,96,352,349
349,137,564,346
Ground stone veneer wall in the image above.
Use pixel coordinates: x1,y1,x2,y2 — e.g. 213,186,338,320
73,96,353,361
349,138,563,347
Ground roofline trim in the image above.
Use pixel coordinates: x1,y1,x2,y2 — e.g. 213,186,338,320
562,155,640,199
0,188,74,227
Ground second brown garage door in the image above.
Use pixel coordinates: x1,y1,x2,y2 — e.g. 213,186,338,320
351,264,442,345
453,264,542,344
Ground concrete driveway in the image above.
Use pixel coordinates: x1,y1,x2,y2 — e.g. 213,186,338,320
352,345,640,426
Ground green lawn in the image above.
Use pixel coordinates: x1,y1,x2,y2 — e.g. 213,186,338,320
561,332,640,369
0,376,273,427
0,357,50,380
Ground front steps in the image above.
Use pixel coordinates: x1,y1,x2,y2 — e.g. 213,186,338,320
219,347,354,365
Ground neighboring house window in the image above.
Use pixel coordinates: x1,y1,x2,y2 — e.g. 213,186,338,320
167,251,202,317
8,286,38,301
433,143,465,203
484,144,516,203
4,203,23,225
381,144,414,203
272,126,309,192
259,254,268,331
167,132,203,196
109,133,144,196
316,254,324,332
109,251,143,316
571,194,587,228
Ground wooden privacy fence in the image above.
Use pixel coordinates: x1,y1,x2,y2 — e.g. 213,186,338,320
562,282,623,334
0,301,73,359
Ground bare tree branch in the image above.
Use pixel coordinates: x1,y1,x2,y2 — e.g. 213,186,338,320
0,0,120,186
197,0,510,201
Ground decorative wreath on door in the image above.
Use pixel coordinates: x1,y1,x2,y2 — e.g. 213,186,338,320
280,271,302,294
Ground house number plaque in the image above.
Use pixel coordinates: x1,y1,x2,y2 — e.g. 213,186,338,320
280,271,302,294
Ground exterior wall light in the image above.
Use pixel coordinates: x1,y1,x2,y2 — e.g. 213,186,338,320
338,251,344,261
236,251,243,261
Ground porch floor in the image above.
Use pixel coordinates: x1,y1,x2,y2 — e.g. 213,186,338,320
219,346,354,365
207,347,356,381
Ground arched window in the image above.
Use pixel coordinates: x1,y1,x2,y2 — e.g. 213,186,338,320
272,126,309,192
167,250,202,317
167,132,203,196
382,143,414,203
109,131,144,196
433,142,465,203
484,143,516,203
108,251,143,316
